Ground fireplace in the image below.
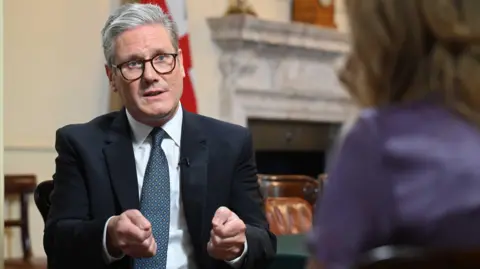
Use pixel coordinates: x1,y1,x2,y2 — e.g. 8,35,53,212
249,118,340,177
208,15,353,176
256,151,324,177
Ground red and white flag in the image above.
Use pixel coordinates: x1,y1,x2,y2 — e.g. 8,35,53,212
140,0,198,113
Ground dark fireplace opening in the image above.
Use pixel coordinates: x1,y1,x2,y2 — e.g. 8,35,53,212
248,118,340,178
255,150,325,178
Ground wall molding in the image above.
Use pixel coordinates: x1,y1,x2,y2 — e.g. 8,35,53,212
4,144,55,152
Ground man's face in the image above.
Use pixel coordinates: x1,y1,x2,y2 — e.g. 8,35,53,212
106,24,184,124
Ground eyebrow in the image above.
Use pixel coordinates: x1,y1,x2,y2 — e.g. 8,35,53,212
120,49,176,63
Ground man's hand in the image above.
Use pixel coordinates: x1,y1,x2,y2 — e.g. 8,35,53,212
106,209,157,258
207,206,246,261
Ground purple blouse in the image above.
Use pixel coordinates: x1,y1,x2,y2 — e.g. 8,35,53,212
308,99,480,268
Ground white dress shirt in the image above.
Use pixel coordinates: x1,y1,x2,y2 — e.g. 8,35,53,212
101,104,247,268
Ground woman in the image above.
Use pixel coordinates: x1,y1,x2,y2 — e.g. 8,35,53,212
308,1,480,268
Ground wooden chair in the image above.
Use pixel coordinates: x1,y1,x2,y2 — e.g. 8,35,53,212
4,174,46,269
34,180,54,222
317,173,328,183
258,174,322,206
4,174,36,260
264,197,313,235
356,245,480,269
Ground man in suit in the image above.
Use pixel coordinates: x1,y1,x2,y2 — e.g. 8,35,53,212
43,3,276,269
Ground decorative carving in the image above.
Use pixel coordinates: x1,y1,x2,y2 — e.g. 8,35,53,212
225,0,256,17
218,52,258,120
207,15,353,126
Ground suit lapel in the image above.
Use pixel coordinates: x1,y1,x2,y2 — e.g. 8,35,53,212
103,109,139,211
180,110,209,243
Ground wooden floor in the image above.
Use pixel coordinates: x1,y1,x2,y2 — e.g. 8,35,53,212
5,258,47,269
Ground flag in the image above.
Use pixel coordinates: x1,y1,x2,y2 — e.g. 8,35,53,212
140,0,198,113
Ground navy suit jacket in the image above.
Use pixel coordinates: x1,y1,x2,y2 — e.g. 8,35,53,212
43,108,276,269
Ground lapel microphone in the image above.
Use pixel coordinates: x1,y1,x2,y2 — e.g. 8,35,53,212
178,157,190,167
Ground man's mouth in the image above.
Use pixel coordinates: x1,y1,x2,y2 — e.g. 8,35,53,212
143,90,164,97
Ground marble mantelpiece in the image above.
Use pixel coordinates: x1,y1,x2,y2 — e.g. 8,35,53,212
207,15,354,127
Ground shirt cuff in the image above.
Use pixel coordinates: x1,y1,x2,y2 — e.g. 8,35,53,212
225,239,248,268
102,216,125,263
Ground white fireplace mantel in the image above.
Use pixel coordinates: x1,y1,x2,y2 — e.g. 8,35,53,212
207,15,354,127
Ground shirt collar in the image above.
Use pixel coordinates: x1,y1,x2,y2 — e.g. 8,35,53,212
125,103,183,147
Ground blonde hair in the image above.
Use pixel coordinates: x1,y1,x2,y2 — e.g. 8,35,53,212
340,0,480,125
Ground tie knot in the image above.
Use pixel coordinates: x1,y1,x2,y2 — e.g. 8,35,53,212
150,127,167,145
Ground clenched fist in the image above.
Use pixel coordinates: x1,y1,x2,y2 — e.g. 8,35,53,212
207,206,246,261
106,209,157,258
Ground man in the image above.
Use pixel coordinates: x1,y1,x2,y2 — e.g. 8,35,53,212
43,3,276,269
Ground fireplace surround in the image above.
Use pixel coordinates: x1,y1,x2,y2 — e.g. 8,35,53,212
207,15,353,127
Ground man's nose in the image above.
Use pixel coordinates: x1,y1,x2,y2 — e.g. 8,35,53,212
142,61,158,81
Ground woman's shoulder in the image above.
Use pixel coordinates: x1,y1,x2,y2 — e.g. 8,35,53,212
352,101,480,163
355,100,462,135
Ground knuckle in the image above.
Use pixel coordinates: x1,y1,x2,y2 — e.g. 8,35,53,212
212,236,222,246
120,212,130,219
217,228,228,237
149,245,156,254
117,223,130,235
123,209,140,220
142,238,151,249
117,219,129,230
141,231,151,241
118,240,127,248
126,209,139,214
116,226,126,236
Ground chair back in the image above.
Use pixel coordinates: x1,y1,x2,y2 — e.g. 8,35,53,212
258,174,321,206
356,245,480,269
4,174,37,260
265,197,313,235
34,180,54,222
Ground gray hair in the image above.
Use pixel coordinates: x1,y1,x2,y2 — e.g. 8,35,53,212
101,3,179,67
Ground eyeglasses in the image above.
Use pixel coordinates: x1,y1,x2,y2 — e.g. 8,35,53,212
112,53,178,81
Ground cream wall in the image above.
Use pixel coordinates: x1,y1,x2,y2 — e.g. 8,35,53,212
3,0,347,258
3,0,112,258
1,0,5,266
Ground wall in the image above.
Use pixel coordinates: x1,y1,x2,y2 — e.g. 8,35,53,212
1,0,5,265
3,0,347,258
3,0,112,258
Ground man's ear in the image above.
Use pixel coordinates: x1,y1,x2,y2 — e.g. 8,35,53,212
104,64,117,92
177,49,185,78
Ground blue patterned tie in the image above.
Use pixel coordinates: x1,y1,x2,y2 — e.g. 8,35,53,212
133,127,170,269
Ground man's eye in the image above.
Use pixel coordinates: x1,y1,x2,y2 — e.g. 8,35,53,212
155,55,167,62
126,61,142,68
